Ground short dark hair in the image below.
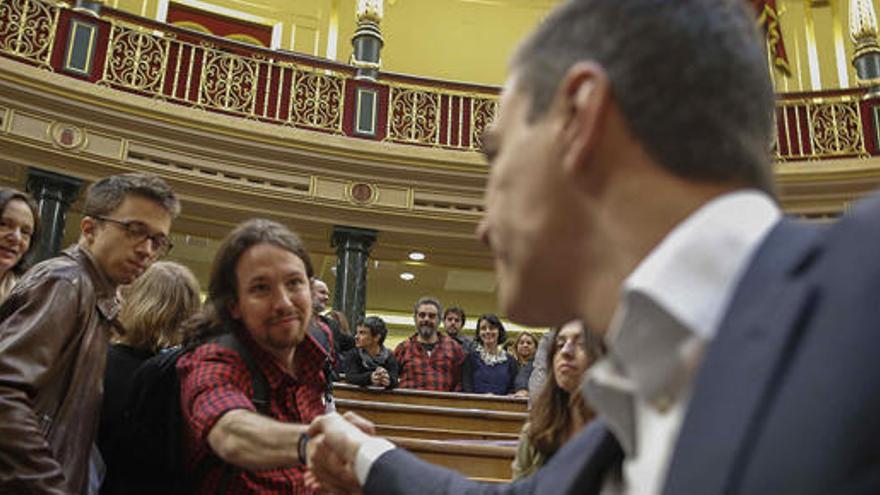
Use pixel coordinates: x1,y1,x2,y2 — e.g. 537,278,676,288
413,296,442,317
360,315,388,346
442,306,466,326
184,219,313,342
83,173,180,218
475,313,507,345
0,188,40,275
511,0,775,193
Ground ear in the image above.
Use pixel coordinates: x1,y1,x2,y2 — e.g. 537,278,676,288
80,216,97,245
556,62,611,179
228,299,241,321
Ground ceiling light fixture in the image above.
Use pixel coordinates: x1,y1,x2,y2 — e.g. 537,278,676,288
400,272,415,281
408,251,426,261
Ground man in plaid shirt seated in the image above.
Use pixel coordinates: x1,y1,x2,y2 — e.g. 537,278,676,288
393,296,466,391
177,219,334,494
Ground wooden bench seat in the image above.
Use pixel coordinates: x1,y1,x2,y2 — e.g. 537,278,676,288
335,398,527,434
333,382,528,413
388,437,516,480
374,424,519,442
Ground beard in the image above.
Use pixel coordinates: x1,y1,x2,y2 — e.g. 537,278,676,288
417,324,437,340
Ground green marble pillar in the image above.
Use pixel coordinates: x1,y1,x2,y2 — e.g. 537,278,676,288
331,225,377,328
26,168,82,263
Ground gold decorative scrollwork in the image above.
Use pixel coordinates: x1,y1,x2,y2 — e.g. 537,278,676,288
199,49,257,114
470,96,497,150
289,69,344,132
101,23,168,93
0,0,58,67
808,101,865,157
387,87,439,144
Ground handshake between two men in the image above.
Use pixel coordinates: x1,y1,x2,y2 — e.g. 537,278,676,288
304,412,385,495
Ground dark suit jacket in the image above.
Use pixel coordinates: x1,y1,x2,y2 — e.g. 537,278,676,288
365,195,880,495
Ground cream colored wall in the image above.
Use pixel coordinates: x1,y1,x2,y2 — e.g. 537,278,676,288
773,0,880,92
371,0,555,84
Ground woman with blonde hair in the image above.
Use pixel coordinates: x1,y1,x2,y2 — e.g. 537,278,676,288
511,320,605,479
98,261,201,494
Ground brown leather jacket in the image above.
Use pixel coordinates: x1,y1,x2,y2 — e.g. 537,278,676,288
0,245,120,494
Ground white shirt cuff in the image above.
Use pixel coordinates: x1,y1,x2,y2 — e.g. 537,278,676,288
354,437,396,486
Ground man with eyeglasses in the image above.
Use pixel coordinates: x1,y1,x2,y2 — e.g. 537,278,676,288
0,172,179,494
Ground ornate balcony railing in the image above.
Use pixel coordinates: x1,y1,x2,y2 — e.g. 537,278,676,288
1,0,879,162
775,90,872,160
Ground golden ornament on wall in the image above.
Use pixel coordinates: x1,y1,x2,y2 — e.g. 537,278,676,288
346,182,378,205
48,122,87,150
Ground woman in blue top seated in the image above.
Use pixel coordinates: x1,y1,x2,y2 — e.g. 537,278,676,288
462,313,518,395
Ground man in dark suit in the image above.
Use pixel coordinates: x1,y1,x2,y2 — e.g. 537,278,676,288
305,0,880,493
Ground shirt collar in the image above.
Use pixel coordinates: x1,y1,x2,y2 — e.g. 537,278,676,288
620,190,781,341
584,190,781,455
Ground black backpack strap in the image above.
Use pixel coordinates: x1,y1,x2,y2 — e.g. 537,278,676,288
204,332,271,493
212,332,270,414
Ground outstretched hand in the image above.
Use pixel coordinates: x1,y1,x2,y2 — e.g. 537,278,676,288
305,412,377,494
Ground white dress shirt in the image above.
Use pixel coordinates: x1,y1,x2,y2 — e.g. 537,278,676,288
584,190,780,494
353,190,781,492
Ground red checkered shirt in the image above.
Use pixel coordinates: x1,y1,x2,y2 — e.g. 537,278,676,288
178,328,329,494
393,333,465,391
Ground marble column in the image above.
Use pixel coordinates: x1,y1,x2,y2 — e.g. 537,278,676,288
26,168,82,263
331,225,377,328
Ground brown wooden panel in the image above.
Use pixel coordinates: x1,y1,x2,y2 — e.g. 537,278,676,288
333,382,528,413
375,424,519,442
389,437,515,480
335,399,527,434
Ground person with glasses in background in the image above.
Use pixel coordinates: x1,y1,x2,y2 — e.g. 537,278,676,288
0,188,40,304
0,173,179,494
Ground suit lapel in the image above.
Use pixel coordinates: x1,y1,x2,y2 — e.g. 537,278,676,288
662,219,824,495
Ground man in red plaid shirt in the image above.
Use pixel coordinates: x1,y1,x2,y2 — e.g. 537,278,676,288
393,296,466,391
178,219,335,494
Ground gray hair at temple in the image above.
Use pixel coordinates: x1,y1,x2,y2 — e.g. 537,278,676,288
510,0,776,194
413,296,442,317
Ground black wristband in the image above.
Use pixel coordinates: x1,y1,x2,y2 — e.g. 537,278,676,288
298,432,310,465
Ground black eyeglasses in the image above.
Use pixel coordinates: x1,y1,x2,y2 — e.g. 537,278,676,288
94,216,173,257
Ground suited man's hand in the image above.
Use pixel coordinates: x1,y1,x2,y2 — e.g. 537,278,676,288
307,412,377,493
305,435,361,494
308,412,375,465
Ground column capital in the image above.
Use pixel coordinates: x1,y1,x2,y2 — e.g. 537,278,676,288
26,168,82,205
25,168,83,264
331,225,378,250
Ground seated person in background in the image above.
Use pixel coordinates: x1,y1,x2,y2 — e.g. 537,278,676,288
312,278,354,370
0,188,39,303
526,331,554,406
342,316,399,389
329,310,353,341
177,219,329,493
394,296,465,391
462,314,518,395
511,332,540,397
511,321,604,479
442,306,473,353
98,261,201,495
